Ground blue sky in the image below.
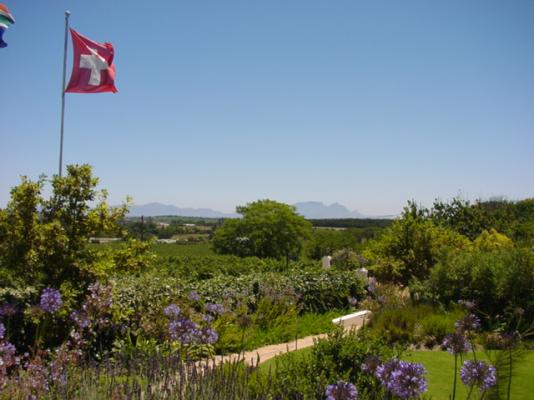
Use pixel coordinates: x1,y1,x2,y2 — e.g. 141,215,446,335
1,1,533,215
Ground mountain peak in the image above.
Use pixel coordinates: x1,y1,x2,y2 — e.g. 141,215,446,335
293,201,366,219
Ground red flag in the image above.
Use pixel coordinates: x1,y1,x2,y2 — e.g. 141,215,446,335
65,28,117,93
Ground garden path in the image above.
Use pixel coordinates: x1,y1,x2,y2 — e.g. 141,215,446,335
205,310,371,367
212,333,328,367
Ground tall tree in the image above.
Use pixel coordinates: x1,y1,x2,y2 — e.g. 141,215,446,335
213,199,312,264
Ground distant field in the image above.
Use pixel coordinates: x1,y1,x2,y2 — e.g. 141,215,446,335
91,241,215,257
152,242,215,257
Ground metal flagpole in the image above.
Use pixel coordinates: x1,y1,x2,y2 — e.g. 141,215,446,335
58,10,70,177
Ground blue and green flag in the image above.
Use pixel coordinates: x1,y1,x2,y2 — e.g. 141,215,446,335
0,3,15,48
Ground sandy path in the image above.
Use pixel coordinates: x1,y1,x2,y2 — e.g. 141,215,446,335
210,333,328,367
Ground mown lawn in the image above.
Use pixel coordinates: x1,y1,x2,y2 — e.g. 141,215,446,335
405,350,534,400
260,348,534,399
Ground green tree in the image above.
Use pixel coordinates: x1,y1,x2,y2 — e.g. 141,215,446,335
0,164,130,293
212,199,312,263
364,202,470,285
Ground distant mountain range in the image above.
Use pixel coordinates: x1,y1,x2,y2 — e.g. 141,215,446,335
127,203,238,218
127,201,395,219
293,201,366,219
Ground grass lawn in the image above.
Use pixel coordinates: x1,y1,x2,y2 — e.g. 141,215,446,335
405,350,534,400
260,348,534,399
220,310,348,352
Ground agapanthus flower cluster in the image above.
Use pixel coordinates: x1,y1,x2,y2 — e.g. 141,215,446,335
455,314,481,333
49,345,78,388
164,304,181,319
188,291,201,302
348,297,358,307
460,360,497,392
85,282,113,312
0,340,17,369
0,320,17,389
205,302,225,315
202,314,214,324
199,327,219,345
168,318,201,344
79,282,113,330
325,381,358,400
376,359,428,399
24,356,50,394
442,331,471,355
39,288,62,313
0,303,17,317
165,303,219,345
70,310,91,329
375,358,400,384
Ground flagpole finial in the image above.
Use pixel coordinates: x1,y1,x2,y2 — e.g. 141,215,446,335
65,10,71,17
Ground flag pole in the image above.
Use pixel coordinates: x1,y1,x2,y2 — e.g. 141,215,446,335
58,10,70,177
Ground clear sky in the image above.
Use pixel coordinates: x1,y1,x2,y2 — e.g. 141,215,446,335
1,0,533,215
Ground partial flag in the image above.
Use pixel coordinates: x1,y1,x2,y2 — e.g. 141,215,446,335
0,3,15,48
65,28,117,93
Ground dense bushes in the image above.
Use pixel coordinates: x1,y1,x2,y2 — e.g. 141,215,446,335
113,268,367,317
0,166,154,351
364,203,470,285
268,329,401,399
413,247,534,330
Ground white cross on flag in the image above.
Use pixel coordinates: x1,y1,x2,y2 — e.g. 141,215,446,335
65,28,117,93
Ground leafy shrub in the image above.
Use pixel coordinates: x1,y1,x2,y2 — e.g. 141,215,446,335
414,247,534,330
185,268,366,314
269,329,400,399
364,202,470,285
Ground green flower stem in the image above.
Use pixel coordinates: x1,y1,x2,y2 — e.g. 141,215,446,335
507,346,512,400
452,354,458,400
466,385,474,400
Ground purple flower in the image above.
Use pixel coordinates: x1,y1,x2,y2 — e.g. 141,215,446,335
70,310,91,329
205,302,225,315
202,314,214,324
461,360,497,392
40,288,62,313
0,303,17,317
0,341,17,368
442,332,471,355
348,297,358,307
188,291,201,302
376,358,400,385
325,381,358,400
361,355,381,374
25,360,49,392
164,304,181,319
0,322,5,339
87,282,113,309
168,317,200,344
200,327,219,344
377,360,428,399
455,314,481,332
